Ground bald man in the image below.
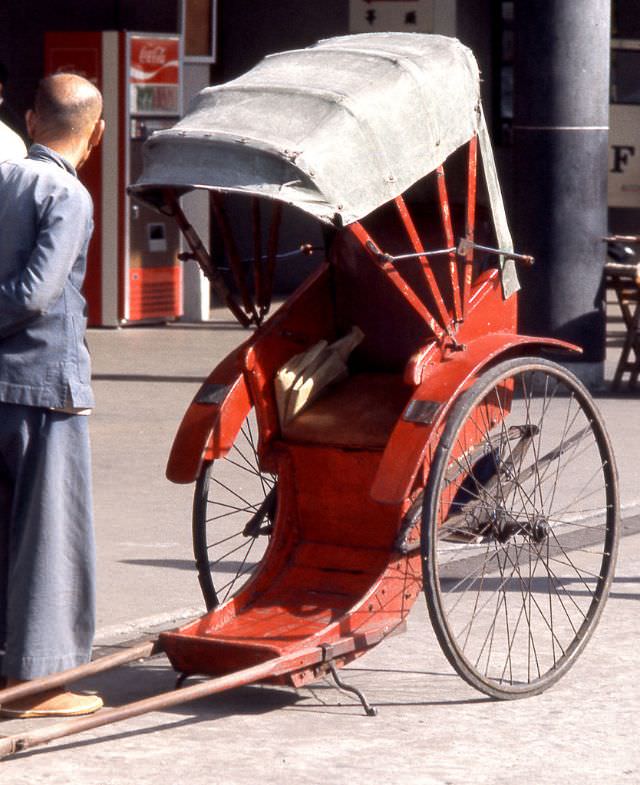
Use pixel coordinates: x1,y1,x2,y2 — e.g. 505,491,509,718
0,74,105,717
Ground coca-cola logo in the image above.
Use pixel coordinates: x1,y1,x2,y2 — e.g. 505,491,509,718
139,46,167,66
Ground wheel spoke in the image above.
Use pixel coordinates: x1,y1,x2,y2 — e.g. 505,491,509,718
206,501,261,517
221,536,258,602
193,410,277,608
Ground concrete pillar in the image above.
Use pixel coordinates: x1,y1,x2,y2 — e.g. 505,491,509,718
512,0,610,385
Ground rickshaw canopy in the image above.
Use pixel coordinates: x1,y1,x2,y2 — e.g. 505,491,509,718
131,33,483,226
131,32,518,297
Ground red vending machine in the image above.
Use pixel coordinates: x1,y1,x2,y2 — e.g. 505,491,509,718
45,31,184,326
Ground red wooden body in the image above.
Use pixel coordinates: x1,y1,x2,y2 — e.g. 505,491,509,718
161,138,579,685
161,145,571,685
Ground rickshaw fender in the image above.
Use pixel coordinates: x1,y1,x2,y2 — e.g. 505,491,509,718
371,332,580,506
166,345,252,484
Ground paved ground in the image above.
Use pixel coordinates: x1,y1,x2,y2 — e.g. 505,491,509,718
0,302,638,782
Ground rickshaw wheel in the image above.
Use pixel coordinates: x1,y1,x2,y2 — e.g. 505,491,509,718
192,411,276,610
422,356,619,699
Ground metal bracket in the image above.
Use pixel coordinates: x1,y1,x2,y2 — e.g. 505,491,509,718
242,486,277,537
366,239,457,265
194,383,231,405
394,495,422,554
175,672,189,689
403,399,441,425
457,237,534,267
321,653,377,717
365,237,534,269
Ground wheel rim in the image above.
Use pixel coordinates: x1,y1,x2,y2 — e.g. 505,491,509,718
423,359,619,697
193,413,276,609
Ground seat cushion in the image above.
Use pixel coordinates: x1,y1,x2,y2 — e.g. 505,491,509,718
281,373,411,449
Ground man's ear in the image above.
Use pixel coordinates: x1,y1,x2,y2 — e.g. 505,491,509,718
89,118,105,148
25,109,36,140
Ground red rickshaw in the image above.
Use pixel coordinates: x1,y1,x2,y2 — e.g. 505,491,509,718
0,32,619,758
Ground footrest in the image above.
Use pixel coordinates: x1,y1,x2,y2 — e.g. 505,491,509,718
160,633,282,677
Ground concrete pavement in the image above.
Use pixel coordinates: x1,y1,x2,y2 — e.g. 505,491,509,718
0,304,638,782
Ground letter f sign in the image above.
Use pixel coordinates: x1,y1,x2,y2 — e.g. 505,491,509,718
611,145,636,173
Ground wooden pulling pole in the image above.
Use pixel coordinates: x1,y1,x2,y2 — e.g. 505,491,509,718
0,627,395,760
0,640,158,708
0,644,334,761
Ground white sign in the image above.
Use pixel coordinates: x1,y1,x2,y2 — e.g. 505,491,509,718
609,104,640,209
349,0,435,34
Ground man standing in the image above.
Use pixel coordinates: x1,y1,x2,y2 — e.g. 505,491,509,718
0,73,104,717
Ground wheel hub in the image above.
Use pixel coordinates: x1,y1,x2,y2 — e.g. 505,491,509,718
491,511,550,544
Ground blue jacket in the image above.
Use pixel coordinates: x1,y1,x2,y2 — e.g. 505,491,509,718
0,144,94,409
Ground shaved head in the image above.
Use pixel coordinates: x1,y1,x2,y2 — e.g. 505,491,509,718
33,73,102,141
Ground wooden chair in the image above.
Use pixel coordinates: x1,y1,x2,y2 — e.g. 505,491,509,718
605,246,640,391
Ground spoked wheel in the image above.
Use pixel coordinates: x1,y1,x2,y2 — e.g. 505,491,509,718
193,410,277,610
422,356,619,699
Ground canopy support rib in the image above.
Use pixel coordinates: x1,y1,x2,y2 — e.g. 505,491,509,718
436,166,463,323
163,190,251,327
263,202,283,315
349,222,447,345
463,135,478,316
210,192,259,323
393,195,453,337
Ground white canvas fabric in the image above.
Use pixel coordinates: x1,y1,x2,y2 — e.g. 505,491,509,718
0,120,26,163
131,33,481,225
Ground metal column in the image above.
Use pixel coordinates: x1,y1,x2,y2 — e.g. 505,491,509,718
513,0,610,383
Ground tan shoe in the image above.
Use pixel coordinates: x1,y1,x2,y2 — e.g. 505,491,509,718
0,688,103,718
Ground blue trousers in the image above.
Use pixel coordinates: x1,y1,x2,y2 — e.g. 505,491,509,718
0,402,95,679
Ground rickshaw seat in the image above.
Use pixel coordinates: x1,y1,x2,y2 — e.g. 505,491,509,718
281,372,411,449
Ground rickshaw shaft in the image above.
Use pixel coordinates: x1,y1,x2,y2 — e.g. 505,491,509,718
0,640,158,707
0,628,398,760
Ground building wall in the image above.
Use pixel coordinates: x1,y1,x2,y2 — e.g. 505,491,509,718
217,0,348,82
0,0,178,122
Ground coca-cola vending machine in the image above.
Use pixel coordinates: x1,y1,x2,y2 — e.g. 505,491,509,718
45,31,183,326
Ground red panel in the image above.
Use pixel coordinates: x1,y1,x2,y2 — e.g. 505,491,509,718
286,444,399,550
128,265,182,321
160,539,418,680
160,426,413,680
129,36,180,85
